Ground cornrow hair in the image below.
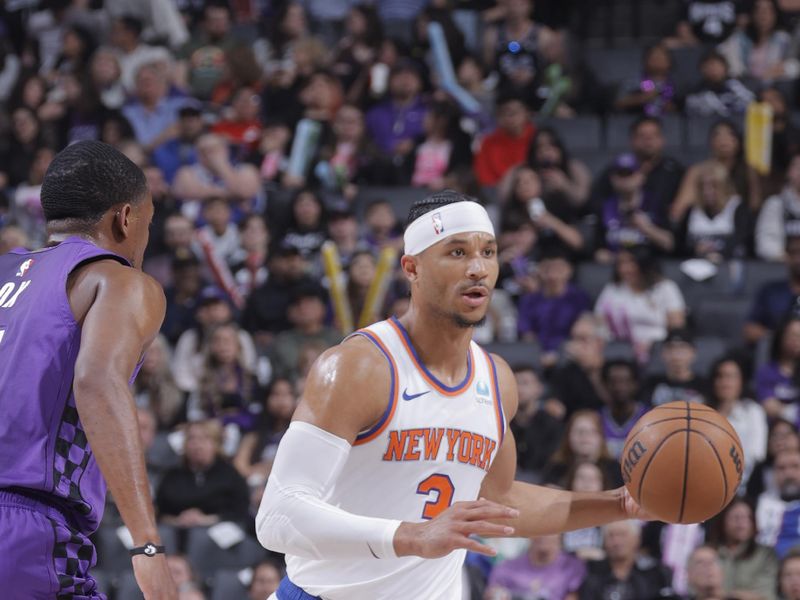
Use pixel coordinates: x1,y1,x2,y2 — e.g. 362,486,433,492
405,189,478,226
41,140,148,224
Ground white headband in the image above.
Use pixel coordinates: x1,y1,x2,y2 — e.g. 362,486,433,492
404,201,495,255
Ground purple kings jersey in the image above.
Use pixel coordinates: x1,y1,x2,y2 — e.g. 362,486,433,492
0,237,137,534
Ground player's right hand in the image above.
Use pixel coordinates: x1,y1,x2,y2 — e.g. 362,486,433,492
132,554,179,600
393,497,519,559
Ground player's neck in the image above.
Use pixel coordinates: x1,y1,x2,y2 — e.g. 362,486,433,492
396,307,473,385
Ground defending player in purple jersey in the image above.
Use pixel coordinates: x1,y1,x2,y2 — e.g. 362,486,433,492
0,141,177,599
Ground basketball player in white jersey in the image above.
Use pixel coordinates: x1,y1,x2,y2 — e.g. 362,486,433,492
256,191,646,600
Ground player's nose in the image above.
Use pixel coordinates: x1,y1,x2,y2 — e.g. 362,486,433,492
465,255,488,280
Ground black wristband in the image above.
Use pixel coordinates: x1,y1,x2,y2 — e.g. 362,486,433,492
129,543,165,558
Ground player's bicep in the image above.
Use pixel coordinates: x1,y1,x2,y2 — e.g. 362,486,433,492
292,337,391,444
479,427,517,504
75,269,165,385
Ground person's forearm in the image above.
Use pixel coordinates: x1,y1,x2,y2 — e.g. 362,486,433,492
506,483,626,538
547,217,584,250
642,224,674,252
74,379,160,545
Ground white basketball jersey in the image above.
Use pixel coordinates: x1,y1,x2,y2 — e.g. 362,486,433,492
286,317,507,600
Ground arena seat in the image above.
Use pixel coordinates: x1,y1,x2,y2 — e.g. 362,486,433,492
669,46,705,96
210,568,250,600
575,262,613,301
483,341,541,369
583,47,642,91
690,298,751,344
660,259,735,309
537,116,603,151
604,340,636,362
741,260,787,297
185,527,267,583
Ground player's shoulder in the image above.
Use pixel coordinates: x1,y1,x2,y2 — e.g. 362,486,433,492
69,259,165,318
311,334,393,386
294,334,392,440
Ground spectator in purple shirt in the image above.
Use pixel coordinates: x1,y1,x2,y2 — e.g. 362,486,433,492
600,359,648,460
517,249,591,358
595,153,675,262
486,534,586,600
756,316,800,424
365,58,428,180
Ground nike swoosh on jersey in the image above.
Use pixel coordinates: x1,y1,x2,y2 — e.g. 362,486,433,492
402,389,430,401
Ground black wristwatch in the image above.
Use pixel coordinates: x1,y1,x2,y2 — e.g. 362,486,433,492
129,543,165,558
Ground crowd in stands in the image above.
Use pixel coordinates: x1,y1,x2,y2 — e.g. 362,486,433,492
10,0,800,598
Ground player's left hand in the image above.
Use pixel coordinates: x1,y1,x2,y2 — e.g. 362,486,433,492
618,486,656,521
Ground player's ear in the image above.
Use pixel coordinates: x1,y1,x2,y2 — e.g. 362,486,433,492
400,254,419,283
112,204,133,239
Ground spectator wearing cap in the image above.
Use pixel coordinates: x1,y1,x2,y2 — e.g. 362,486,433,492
152,104,205,184
173,286,257,394
517,249,591,356
474,94,535,187
109,15,173,93
590,116,684,221
241,244,314,345
271,284,342,379
642,328,707,407
745,236,800,345
365,58,428,182
122,62,189,151
755,316,800,423
595,153,675,260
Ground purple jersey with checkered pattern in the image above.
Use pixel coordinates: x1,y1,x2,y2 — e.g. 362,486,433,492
0,237,135,535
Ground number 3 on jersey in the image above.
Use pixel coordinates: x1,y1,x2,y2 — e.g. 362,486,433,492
416,474,455,519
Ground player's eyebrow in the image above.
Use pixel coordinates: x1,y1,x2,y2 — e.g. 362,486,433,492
443,236,496,246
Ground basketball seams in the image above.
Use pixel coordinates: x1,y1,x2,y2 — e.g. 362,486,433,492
624,416,692,449
690,430,729,514
678,402,691,523
635,428,687,504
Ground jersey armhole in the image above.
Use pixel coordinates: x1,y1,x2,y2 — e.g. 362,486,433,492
484,350,506,446
348,331,399,446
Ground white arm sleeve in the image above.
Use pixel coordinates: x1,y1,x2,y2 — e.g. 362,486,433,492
255,421,402,560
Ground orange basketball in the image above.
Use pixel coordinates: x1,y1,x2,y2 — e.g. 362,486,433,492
620,401,745,524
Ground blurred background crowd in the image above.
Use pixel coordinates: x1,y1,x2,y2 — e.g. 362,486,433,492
7,0,800,598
